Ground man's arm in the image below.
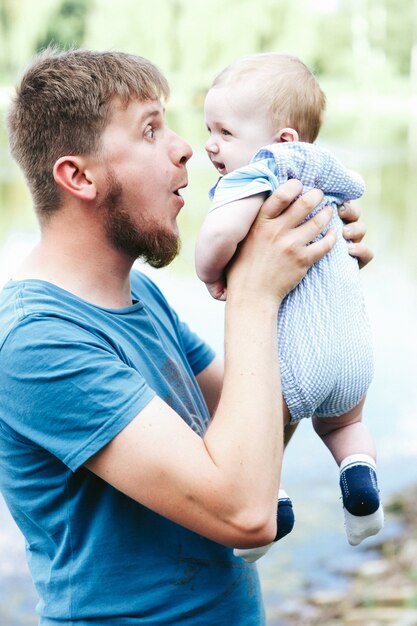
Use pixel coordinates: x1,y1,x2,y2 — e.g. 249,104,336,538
86,181,336,549
196,356,223,418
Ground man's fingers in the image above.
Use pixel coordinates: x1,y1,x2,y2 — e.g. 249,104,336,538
342,220,366,243
338,201,360,223
338,201,373,268
307,228,337,264
257,185,325,232
257,179,304,220
347,242,374,269
283,188,324,228
291,204,333,246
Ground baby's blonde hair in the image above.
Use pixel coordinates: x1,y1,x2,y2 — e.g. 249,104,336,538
211,53,326,143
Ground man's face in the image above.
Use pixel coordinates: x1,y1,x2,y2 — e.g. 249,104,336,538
204,84,275,175
97,99,192,266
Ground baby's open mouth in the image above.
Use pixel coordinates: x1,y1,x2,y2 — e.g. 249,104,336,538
213,161,226,175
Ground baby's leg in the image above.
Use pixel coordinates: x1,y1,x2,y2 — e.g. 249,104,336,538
234,401,295,563
313,397,384,546
312,397,374,465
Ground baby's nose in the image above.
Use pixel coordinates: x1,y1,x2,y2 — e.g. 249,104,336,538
205,137,218,154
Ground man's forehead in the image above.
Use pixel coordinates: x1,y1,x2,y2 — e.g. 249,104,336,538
136,99,165,117
109,97,165,121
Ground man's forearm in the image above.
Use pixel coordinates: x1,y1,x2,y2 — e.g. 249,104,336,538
203,294,283,547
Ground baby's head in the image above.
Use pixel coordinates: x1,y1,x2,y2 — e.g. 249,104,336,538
205,52,326,175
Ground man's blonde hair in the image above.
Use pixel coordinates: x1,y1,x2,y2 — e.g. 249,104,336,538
212,52,326,143
7,48,169,218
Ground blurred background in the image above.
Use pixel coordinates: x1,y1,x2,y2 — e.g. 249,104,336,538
0,0,416,624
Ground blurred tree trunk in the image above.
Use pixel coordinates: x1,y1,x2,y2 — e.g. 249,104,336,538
351,0,371,88
370,1,387,75
167,0,183,73
0,0,18,80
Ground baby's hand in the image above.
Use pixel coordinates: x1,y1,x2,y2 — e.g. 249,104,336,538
206,280,227,301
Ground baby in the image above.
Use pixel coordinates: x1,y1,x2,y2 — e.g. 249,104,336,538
195,53,384,562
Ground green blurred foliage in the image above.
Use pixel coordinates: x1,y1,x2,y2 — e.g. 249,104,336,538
0,0,415,91
35,0,92,52
0,0,416,273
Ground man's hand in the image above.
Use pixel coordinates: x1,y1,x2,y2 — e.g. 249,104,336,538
227,180,337,304
339,201,374,269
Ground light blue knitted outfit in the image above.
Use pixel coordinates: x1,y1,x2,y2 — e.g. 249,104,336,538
210,142,373,423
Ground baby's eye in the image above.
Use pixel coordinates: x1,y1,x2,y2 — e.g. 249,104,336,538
145,125,155,139
221,128,232,136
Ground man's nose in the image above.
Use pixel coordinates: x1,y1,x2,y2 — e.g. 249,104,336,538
180,138,193,164
172,133,193,165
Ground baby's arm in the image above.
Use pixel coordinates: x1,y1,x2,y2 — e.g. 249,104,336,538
195,192,266,300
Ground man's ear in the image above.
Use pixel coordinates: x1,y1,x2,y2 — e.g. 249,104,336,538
53,156,97,201
274,127,299,143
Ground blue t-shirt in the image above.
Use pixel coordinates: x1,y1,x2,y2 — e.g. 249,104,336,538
0,270,264,625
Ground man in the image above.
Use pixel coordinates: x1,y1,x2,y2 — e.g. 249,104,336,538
0,48,372,625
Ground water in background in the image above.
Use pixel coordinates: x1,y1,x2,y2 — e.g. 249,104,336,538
0,114,416,623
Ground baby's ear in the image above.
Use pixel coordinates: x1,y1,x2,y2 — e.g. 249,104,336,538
274,128,299,143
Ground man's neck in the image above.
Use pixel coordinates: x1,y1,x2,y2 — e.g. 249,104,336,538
13,218,136,309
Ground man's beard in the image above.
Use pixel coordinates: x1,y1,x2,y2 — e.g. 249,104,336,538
100,170,181,268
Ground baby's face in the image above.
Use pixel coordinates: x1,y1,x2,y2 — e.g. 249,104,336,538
204,84,275,175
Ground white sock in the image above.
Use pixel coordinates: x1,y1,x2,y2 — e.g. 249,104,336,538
233,541,275,563
343,505,384,546
339,454,384,546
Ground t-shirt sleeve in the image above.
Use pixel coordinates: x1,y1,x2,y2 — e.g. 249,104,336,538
0,316,156,472
209,157,279,212
174,315,216,376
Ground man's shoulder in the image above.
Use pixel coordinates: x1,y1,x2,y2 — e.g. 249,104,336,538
0,278,96,351
0,280,50,345
0,278,82,323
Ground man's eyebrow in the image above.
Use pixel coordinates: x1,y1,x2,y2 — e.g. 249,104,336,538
139,104,165,123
